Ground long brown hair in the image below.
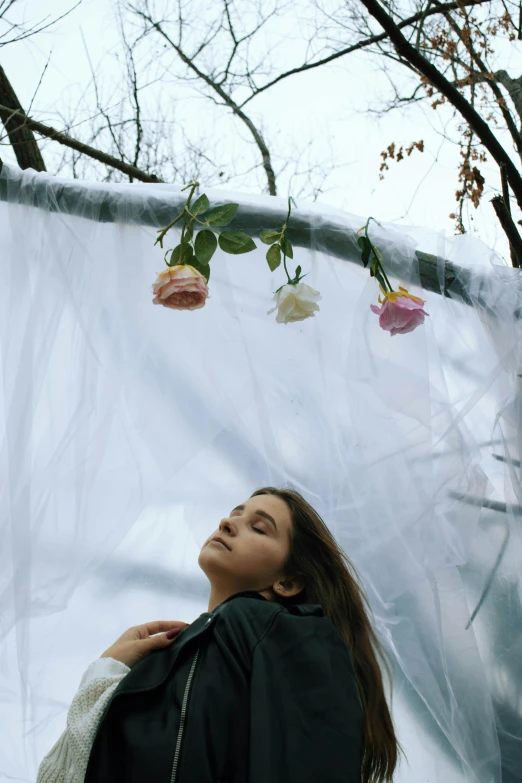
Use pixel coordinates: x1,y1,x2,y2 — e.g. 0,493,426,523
250,486,405,783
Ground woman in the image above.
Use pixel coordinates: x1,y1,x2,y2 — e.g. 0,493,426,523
37,486,404,783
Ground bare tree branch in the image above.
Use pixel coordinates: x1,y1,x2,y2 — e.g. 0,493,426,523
499,160,520,265
119,12,144,172
238,0,491,108
0,65,46,170
0,104,164,182
131,2,278,194
0,0,82,48
448,68,522,126
358,0,522,211
493,70,522,123
491,194,522,265
80,29,128,164
432,0,522,163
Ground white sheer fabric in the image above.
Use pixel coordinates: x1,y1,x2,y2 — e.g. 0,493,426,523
0,162,520,783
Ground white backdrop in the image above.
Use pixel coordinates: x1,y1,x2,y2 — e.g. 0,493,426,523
0,162,521,783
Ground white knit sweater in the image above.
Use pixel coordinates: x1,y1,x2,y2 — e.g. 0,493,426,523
37,657,131,783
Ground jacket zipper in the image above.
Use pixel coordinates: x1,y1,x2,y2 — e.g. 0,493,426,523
169,610,217,782
169,643,201,783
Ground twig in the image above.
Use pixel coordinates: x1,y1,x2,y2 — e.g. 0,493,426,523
80,29,126,165
0,1,82,48
27,53,52,115
491,195,522,268
415,0,434,50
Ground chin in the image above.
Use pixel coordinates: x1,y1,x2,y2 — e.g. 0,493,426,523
197,549,217,576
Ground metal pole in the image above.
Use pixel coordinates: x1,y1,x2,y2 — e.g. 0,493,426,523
0,159,508,315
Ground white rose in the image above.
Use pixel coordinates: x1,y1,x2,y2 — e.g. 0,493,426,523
267,282,322,324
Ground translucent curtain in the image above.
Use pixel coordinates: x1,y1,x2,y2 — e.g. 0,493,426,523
0,162,520,783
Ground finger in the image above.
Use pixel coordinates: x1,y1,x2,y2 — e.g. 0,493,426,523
139,621,189,637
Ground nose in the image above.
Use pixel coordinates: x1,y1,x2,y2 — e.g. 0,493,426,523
219,518,235,536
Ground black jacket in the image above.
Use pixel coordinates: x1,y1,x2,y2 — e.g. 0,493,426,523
84,590,364,783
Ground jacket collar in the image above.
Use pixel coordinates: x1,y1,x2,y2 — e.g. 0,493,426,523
212,590,325,619
209,590,326,618
212,589,268,611
113,590,324,698
112,591,267,698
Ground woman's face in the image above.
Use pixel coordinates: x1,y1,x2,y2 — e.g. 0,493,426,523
198,494,300,601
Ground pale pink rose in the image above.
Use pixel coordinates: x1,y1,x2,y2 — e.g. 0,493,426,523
152,264,209,311
370,284,429,336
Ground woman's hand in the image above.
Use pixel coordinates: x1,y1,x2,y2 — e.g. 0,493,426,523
100,620,190,669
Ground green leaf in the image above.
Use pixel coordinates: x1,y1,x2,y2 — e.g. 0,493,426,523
194,229,217,265
190,257,211,282
182,243,194,264
171,242,194,265
218,230,256,254
280,237,293,259
372,265,386,291
205,203,239,226
370,258,386,290
259,229,280,245
191,194,210,216
170,244,182,264
357,236,371,268
295,265,302,278
266,243,281,271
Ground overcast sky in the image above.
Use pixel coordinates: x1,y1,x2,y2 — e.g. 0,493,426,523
3,0,522,262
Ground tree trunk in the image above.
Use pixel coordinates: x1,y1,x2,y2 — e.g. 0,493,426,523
0,66,46,171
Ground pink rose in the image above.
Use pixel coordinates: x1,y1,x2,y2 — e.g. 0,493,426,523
152,264,209,311
370,285,429,336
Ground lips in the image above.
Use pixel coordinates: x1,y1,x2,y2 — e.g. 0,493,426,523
211,536,230,550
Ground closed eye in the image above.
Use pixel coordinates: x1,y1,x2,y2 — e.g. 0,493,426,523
230,511,267,535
